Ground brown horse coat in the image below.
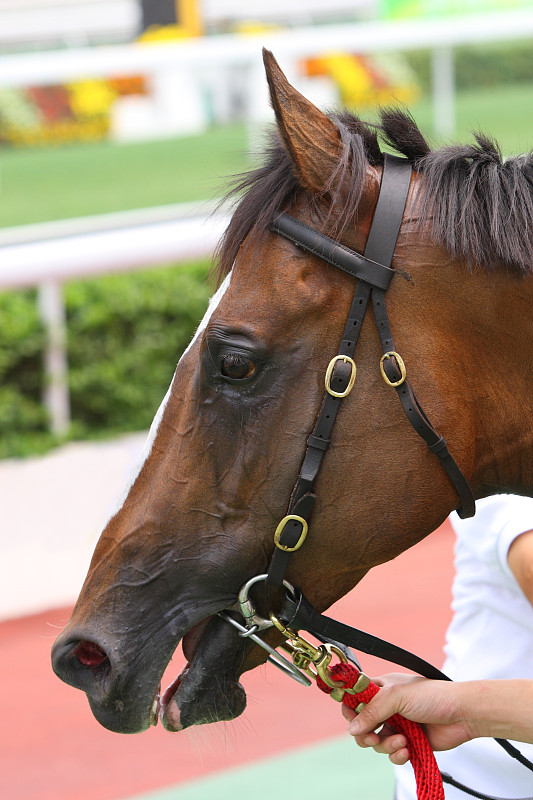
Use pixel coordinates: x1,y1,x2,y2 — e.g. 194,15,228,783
52,51,533,735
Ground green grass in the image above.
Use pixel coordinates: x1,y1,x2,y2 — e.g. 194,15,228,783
357,81,533,155
0,122,250,227
1,81,532,230
410,81,533,155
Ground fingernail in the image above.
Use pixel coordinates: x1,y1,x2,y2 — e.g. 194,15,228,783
348,719,361,734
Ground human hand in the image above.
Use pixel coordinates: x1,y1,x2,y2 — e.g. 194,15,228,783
342,673,474,765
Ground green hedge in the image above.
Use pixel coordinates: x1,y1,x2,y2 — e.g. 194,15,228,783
0,259,212,458
0,290,48,457
406,40,533,94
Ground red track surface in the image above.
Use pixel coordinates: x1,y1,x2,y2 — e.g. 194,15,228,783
1,520,454,800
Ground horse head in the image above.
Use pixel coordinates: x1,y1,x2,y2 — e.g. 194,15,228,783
52,51,533,735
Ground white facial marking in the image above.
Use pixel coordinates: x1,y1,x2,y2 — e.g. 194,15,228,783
109,271,232,517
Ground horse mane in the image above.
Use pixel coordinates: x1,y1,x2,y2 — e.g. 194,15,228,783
215,108,533,280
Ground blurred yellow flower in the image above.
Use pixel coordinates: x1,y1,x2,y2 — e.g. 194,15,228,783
68,80,117,117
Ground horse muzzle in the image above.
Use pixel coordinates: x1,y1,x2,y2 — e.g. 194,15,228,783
51,611,253,733
51,627,163,733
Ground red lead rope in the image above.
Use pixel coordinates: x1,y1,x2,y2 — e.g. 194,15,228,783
316,662,445,800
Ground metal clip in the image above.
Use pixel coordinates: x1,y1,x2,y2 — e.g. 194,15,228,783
235,573,296,632
218,574,315,687
269,613,372,702
218,611,312,687
219,575,369,696
270,614,347,688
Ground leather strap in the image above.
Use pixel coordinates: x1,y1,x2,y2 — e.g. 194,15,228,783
266,280,371,586
267,155,411,586
270,214,395,290
267,153,475,588
279,588,449,680
364,153,412,264
372,289,475,519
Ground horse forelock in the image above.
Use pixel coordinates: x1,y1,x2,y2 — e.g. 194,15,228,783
214,107,533,282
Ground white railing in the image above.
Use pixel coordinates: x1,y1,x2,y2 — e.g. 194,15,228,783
0,201,228,287
2,11,533,136
2,11,533,88
0,203,230,435
0,0,139,50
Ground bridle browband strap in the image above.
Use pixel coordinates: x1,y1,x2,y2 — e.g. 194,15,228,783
267,153,475,589
267,211,395,290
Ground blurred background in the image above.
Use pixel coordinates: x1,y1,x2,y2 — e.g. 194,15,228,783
1,1,532,798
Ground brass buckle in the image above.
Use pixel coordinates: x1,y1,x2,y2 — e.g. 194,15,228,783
325,355,357,398
274,515,308,552
270,613,371,702
380,351,406,387
270,615,344,686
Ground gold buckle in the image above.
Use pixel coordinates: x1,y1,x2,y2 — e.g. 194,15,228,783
270,613,372,703
380,351,406,387
270,616,346,688
325,355,357,398
274,515,308,552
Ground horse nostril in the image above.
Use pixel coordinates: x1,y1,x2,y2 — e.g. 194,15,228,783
52,634,112,694
73,640,109,668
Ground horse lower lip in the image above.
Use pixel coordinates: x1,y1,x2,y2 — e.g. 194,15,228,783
158,619,211,722
157,612,249,730
159,664,189,728
159,615,221,729
159,615,213,718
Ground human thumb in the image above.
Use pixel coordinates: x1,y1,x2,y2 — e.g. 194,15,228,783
347,696,389,736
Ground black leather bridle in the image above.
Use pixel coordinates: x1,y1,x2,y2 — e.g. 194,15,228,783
220,153,533,799
266,153,475,592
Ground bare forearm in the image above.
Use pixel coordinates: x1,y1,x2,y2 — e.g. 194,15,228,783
345,675,533,764
461,679,533,743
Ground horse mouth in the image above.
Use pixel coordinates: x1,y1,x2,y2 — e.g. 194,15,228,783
157,613,248,732
157,617,210,730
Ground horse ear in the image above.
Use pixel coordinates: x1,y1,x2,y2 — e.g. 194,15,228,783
263,48,343,194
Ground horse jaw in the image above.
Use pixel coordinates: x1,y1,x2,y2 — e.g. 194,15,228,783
159,615,250,731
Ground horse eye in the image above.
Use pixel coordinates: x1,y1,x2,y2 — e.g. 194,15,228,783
220,354,256,381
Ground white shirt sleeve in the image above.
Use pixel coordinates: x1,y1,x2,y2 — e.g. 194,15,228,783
451,494,533,580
